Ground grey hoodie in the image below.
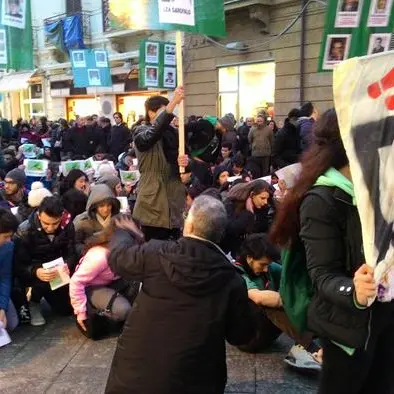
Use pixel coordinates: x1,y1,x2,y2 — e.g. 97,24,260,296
73,184,120,255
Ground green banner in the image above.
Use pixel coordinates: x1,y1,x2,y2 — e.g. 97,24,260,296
107,0,226,37
139,40,177,90
318,0,394,72
0,0,33,71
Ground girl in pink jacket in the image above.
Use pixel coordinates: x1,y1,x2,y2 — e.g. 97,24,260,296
70,215,143,337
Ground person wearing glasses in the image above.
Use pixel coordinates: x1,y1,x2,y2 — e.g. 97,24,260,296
109,112,132,162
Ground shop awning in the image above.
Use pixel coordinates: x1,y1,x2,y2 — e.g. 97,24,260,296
0,71,36,92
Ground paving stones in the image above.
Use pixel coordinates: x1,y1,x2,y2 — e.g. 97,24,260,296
1,318,319,393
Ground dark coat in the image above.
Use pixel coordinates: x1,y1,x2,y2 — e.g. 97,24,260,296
133,110,185,229
105,233,256,394
300,186,370,348
13,213,77,286
109,123,131,159
68,125,100,158
298,117,315,153
272,120,301,169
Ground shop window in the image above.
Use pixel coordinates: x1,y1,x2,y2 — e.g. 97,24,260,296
20,83,45,120
218,62,275,120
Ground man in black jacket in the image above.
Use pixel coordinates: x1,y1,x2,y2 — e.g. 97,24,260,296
68,117,100,159
109,112,131,161
14,197,77,326
105,195,256,394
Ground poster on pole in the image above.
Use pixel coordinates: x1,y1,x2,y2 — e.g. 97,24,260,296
105,0,226,37
367,33,391,54
335,0,363,27
1,0,27,29
333,51,394,304
139,40,177,89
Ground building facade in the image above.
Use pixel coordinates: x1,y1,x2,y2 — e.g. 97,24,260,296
0,0,333,124
184,0,333,121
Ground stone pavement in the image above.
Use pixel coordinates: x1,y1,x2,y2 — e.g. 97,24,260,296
0,316,319,394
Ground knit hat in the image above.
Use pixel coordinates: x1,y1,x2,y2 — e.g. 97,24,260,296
96,174,121,196
6,168,26,187
28,182,53,208
219,113,236,131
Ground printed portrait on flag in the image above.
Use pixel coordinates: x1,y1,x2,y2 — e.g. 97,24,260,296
334,52,394,304
2,0,26,29
335,0,363,27
323,34,351,70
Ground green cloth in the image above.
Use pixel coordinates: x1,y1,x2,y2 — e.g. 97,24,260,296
314,167,356,205
237,262,282,292
314,167,357,356
204,116,218,127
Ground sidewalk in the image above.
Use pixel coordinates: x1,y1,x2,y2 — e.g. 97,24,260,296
0,316,318,393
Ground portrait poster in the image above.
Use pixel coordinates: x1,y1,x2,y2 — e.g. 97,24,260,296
164,43,176,65
367,33,391,55
0,29,7,65
2,0,26,29
88,69,101,86
163,67,176,88
158,0,195,26
333,52,394,305
72,50,86,68
145,66,159,87
94,50,108,67
145,42,159,64
368,0,394,27
335,0,363,27
323,34,352,70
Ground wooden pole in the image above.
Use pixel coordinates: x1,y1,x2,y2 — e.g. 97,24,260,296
176,30,185,173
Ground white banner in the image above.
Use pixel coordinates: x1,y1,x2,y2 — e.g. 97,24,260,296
1,0,26,29
0,29,7,65
158,0,195,26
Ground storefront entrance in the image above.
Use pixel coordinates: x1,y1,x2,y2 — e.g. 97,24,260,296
218,62,275,120
66,96,99,120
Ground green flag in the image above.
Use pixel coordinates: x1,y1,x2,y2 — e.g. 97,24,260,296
106,0,226,37
0,0,33,71
318,0,394,72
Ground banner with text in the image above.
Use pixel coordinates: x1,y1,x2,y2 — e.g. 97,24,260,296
105,0,225,37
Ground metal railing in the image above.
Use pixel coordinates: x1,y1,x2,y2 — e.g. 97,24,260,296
43,11,91,48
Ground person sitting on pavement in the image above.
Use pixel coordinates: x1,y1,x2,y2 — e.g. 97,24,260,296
235,234,321,370
104,195,257,394
70,215,143,339
59,169,90,196
0,169,28,210
96,174,123,197
14,196,77,326
74,184,120,256
0,208,20,332
221,179,274,258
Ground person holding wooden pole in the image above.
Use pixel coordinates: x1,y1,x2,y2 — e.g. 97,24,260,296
132,87,189,242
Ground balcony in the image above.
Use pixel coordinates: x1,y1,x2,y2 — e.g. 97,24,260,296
43,11,92,48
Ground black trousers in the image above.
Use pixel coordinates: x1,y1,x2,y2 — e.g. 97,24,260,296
319,301,394,394
31,282,73,316
141,226,181,242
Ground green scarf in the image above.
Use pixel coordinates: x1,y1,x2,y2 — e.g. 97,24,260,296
314,167,356,205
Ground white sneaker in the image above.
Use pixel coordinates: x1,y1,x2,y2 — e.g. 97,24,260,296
29,302,46,326
284,344,322,371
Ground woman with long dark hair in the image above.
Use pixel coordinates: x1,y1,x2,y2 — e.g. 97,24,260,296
270,109,394,393
221,179,274,257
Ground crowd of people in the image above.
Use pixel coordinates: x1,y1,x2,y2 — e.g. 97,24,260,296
0,87,391,394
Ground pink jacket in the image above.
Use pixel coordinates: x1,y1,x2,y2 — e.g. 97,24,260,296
69,246,119,321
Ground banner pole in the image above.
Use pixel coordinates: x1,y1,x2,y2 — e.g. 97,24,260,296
176,30,185,174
